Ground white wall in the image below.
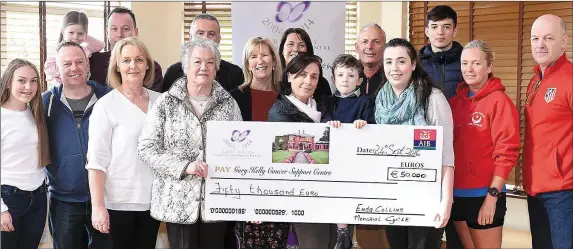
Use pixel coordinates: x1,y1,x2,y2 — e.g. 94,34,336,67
131,2,183,73
357,2,408,42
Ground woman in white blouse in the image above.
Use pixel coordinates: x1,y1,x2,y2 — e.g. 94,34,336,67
86,37,161,249
1,58,51,249
355,38,455,249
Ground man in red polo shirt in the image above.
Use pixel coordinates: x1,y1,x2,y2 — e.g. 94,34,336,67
524,14,572,249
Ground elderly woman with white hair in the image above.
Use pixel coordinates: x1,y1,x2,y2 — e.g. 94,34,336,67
137,38,242,249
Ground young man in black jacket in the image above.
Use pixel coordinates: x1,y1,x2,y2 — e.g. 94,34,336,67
162,13,243,93
419,6,465,249
418,5,464,101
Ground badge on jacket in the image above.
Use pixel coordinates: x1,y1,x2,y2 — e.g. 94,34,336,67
545,88,556,103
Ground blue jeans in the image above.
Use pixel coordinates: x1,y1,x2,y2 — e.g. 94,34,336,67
528,189,573,249
48,197,111,249
1,183,47,249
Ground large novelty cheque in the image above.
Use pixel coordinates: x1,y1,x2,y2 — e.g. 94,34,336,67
205,121,443,227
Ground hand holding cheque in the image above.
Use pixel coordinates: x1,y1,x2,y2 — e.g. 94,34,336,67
205,121,444,227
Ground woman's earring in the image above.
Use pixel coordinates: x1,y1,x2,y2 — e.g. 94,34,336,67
87,71,91,80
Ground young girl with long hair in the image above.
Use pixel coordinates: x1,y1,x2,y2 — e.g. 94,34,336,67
44,10,105,88
1,58,51,249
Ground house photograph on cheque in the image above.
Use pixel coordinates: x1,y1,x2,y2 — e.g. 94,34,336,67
272,127,330,164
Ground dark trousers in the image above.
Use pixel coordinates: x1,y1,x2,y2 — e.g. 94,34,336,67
48,197,111,249
1,184,47,249
385,226,444,249
528,189,573,249
107,209,161,249
166,220,227,249
293,223,332,249
224,221,237,249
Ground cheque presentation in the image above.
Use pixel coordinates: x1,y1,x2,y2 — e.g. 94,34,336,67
205,121,443,227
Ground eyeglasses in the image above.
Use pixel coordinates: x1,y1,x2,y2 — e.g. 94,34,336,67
525,80,542,105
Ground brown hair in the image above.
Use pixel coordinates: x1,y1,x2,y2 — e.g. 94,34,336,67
58,11,89,43
281,53,322,95
107,37,155,89
239,36,282,92
331,54,364,76
0,59,51,167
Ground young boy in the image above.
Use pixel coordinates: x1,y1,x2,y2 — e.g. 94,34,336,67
321,54,375,124
321,54,375,249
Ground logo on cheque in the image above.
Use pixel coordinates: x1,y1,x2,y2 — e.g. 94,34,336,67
230,130,250,142
275,1,311,23
413,129,437,151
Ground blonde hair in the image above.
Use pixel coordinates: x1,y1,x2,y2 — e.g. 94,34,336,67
107,37,155,89
463,40,495,77
0,59,51,167
239,37,282,92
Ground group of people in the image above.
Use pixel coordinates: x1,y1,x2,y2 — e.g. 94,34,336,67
0,4,571,249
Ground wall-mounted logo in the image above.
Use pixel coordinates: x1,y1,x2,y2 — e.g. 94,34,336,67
275,1,311,23
230,130,250,142
470,112,485,127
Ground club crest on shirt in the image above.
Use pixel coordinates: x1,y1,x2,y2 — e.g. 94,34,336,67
544,88,556,103
469,112,485,127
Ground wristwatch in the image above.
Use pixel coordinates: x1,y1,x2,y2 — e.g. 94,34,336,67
487,187,501,198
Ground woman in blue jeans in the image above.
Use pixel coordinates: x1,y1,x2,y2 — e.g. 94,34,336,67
0,58,51,249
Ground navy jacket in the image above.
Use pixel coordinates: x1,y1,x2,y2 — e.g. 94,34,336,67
42,81,110,202
418,41,464,100
321,90,375,124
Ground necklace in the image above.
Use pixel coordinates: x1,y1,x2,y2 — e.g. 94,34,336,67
188,94,210,108
123,88,148,101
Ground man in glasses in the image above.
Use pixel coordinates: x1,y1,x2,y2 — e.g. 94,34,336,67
524,14,572,249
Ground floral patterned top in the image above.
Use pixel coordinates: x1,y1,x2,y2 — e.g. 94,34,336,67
235,221,289,249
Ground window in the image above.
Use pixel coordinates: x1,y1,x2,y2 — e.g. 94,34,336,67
183,1,359,63
1,2,42,76
1,1,126,91
409,1,573,189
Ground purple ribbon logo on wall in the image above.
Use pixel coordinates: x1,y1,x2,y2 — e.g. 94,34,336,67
275,1,311,23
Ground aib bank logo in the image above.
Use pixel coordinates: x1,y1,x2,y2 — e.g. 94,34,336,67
275,1,311,23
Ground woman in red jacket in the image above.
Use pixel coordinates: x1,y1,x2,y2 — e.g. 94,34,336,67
449,40,520,249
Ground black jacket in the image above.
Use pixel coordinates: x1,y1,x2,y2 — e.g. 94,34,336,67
418,41,464,100
230,85,253,121
359,66,386,100
162,60,244,93
268,94,316,123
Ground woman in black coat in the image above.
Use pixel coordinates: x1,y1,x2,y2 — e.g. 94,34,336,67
268,53,331,249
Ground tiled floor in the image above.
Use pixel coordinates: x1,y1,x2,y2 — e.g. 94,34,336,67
39,223,532,249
